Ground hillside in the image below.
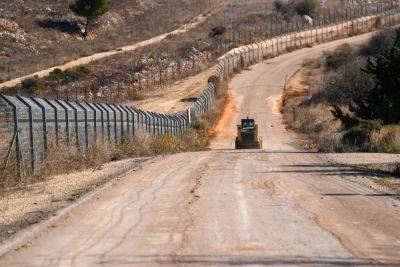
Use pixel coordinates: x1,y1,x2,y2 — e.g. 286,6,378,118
0,0,217,82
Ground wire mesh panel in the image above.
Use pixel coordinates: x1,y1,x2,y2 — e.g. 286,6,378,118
0,97,15,181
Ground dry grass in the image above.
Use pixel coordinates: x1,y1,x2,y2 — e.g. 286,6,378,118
370,125,400,153
283,64,400,153
285,97,400,153
284,100,343,152
0,0,221,82
283,64,345,152
0,19,15,34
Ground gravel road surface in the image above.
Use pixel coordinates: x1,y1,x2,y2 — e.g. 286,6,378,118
1,32,400,266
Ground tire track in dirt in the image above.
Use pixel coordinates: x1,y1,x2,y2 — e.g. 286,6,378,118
98,158,190,264
51,164,152,266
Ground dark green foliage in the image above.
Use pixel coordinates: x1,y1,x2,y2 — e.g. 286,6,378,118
69,0,110,37
21,76,44,94
325,44,356,70
322,60,374,105
209,26,226,38
48,68,67,80
274,0,290,14
360,28,396,56
332,29,400,148
48,67,90,82
332,106,382,149
342,120,382,149
75,66,90,75
351,29,400,125
295,0,318,16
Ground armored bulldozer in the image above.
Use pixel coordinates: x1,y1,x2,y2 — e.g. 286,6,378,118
235,118,262,149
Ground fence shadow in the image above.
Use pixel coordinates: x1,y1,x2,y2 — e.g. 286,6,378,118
99,254,399,266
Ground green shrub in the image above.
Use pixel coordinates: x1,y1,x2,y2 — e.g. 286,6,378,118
342,119,382,150
321,60,374,105
350,29,400,125
275,0,291,14
375,17,382,29
128,89,144,100
48,66,90,82
360,28,396,56
370,124,400,153
209,26,226,38
21,76,43,94
48,68,67,80
325,44,356,70
295,0,318,16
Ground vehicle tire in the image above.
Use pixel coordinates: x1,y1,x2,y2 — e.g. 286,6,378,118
235,140,241,149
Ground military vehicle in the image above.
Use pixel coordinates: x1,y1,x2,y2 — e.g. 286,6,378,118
235,118,262,149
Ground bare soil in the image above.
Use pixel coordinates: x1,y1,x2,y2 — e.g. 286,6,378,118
0,157,153,243
126,65,216,114
0,0,221,83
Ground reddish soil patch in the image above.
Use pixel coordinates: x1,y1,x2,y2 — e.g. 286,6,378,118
209,90,237,139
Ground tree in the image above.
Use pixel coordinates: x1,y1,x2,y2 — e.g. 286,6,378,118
332,29,400,148
295,0,318,16
274,0,287,14
334,29,400,125
325,44,356,70
69,0,110,38
352,28,400,125
323,59,374,105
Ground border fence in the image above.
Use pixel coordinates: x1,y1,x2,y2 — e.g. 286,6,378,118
193,6,400,120
1,4,400,179
0,95,190,177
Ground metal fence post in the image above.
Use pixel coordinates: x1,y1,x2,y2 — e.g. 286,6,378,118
76,102,89,150
31,97,47,154
119,105,131,137
55,100,70,145
127,107,136,137
86,102,98,140
16,96,35,173
0,95,21,177
113,104,124,140
44,99,59,143
106,104,118,144
64,101,80,149
97,104,110,141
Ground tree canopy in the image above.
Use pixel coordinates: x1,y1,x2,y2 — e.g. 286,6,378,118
332,28,400,147
70,0,110,37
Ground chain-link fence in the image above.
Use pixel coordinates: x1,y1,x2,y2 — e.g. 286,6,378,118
0,97,16,181
0,95,190,177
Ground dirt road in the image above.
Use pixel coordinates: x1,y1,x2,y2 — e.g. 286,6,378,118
0,11,215,90
1,33,400,266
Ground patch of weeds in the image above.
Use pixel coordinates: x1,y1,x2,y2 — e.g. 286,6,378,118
128,89,144,100
21,76,44,94
305,42,314,48
67,188,87,201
